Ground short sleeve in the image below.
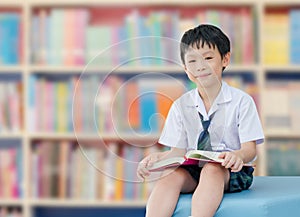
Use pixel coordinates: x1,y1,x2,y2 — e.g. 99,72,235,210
158,102,187,149
238,96,264,145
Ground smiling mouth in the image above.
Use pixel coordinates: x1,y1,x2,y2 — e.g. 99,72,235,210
196,73,212,78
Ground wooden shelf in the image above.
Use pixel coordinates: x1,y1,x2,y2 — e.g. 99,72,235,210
263,65,300,72
263,0,300,7
264,130,300,139
0,199,24,206
0,132,23,139
0,66,24,73
29,65,184,74
29,199,146,207
29,64,260,74
0,2,24,7
28,0,258,7
28,132,161,141
225,64,259,72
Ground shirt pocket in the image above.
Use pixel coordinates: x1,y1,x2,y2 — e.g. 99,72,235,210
221,122,240,149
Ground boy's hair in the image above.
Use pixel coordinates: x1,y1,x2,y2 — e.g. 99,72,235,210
180,24,230,67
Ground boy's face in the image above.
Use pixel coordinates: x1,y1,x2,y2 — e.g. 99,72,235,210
184,42,230,88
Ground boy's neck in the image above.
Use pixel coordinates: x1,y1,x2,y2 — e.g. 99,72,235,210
197,82,222,113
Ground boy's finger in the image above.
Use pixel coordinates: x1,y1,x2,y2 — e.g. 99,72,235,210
225,157,235,169
137,171,145,182
147,154,161,167
222,153,231,167
140,159,149,168
147,160,154,168
140,167,150,177
231,162,239,172
231,161,243,172
148,156,158,167
218,152,226,159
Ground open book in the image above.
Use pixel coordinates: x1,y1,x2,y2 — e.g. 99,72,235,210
147,150,254,172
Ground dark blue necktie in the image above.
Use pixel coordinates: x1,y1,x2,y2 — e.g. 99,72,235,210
197,113,212,151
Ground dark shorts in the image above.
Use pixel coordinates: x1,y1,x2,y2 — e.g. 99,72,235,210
180,164,254,193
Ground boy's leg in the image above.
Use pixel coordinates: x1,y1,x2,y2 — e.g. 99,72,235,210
191,163,230,217
146,167,197,217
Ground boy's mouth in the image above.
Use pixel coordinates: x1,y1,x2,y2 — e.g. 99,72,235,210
195,73,212,78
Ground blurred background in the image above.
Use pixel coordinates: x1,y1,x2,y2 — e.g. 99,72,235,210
0,0,299,216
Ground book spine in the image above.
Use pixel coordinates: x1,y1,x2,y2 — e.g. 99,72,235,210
63,9,76,65
290,9,300,64
38,9,47,64
49,9,64,65
74,9,89,65
28,76,37,132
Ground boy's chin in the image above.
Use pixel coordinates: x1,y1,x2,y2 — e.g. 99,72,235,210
196,78,221,89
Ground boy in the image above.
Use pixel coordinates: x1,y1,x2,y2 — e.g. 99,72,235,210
137,24,264,217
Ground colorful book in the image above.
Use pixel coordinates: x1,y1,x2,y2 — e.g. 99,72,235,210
263,12,289,64
156,78,185,130
28,76,37,131
56,81,68,132
49,9,64,65
38,9,48,64
138,78,158,133
58,140,70,198
72,76,83,132
126,81,140,130
0,13,20,64
63,9,76,65
74,9,89,65
290,9,300,64
85,25,112,66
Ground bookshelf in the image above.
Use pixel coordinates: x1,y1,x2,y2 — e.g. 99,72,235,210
0,0,300,216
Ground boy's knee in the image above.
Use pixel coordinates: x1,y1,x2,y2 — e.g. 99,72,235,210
202,162,227,176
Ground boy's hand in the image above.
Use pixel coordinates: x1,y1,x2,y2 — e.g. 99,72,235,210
137,153,161,181
218,151,244,172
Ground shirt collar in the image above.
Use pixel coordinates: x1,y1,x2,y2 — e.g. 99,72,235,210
188,81,232,117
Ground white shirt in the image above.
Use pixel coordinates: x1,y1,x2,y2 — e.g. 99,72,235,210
159,81,264,152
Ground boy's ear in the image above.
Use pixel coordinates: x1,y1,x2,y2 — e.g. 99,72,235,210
222,52,231,67
183,65,193,80
183,64,187,72
183,64,188,74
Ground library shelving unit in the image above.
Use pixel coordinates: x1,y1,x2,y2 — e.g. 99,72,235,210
0,0,300,216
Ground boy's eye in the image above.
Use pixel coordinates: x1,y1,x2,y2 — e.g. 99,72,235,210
188,60,196,63
205,57,213,60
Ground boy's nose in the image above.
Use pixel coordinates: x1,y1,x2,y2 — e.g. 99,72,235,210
197,58,207,71
197,63,206,71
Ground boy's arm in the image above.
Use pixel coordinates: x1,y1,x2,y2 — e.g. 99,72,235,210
219,141,256,172
233,141,257,163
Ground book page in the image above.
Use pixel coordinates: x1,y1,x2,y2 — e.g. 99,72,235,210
147,157,185,172
186,150,224,163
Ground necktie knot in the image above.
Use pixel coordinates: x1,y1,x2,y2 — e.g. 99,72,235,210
202,120,210,131
197,112,212,151
198,113,211,131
